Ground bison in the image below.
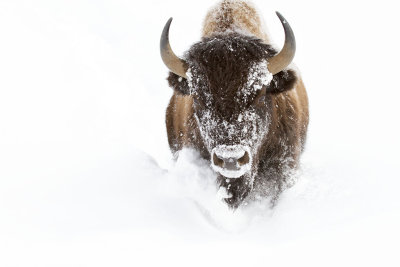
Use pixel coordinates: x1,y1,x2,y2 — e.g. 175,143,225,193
160,0,309,208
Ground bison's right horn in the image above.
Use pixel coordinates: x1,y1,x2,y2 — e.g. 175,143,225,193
160,18,188,78
267,12,296,75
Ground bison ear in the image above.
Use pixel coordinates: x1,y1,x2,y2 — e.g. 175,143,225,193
266,69,298,94
167,72,190,95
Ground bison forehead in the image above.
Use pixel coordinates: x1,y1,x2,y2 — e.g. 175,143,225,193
185,34,275,113
188,60,272,117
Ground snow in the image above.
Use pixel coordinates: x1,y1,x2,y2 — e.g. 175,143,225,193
245,59,273,91
212,163,251,179
1,0,400,267
213,145,246,159
211,145,252,178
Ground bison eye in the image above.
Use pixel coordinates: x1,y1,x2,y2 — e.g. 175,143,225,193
254,86,267,107
254,94,267,108
257,95,266,105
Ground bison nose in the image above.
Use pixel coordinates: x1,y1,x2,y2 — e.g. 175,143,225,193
211,145,252,178
212,151,250,170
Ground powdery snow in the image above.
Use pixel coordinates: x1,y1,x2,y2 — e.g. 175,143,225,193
0,0,400,267
245,59,273,92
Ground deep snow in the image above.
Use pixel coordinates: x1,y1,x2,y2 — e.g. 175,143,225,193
0,0,400,266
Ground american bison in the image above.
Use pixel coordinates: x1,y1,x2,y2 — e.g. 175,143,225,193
160,0,309,208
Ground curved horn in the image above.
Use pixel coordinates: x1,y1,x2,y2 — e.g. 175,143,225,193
160,18,188,78
267,12,296,75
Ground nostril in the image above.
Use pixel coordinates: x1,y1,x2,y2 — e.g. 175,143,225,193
213,153,224,167
237,151,250,166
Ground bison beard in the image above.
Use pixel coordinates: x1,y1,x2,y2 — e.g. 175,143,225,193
217,174,252,208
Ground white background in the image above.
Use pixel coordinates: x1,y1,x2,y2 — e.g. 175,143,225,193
1,0,399,266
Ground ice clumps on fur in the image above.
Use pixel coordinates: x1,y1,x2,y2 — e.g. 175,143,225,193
246,60,273,90
238,59,273,102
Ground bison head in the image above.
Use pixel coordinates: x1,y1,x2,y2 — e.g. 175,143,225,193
160,13,297,208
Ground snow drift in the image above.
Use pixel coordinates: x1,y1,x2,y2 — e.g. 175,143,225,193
0,0,399,266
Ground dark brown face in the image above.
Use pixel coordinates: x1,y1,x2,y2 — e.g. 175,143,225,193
187,58,273,207
167,34,298,208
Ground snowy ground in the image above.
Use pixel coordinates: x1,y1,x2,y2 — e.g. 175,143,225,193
1,0,400,266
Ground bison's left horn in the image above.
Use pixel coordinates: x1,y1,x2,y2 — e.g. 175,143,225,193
267,12,296,75
160,18,188,78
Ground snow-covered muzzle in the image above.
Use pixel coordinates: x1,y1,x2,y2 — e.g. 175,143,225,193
193,106,269,182
211,145,252,178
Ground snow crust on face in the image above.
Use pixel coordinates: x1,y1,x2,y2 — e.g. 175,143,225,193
194,108,268,154
186,67,203,96
194,106,268,185
186,68,193,87
237,59,273,103
245,59,273,91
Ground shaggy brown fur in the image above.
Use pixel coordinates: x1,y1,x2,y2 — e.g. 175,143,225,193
164,0,309,208
202,0,270,42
